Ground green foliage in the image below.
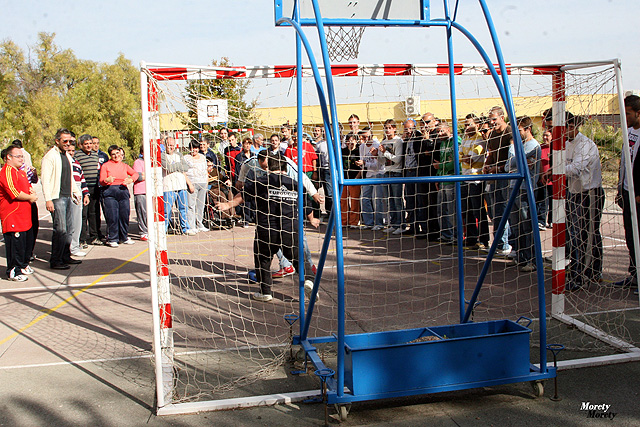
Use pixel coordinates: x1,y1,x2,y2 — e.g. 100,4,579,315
0,33,141,167
185,57,257,133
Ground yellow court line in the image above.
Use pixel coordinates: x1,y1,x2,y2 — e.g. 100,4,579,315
0,248,149,347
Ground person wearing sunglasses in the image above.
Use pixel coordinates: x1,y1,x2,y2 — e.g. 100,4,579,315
41,128,84,270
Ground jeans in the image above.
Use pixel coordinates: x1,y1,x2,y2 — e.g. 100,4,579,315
164,189,190,233
438,185,456,240
187,182,207,230
509,190,534,264
320,168,333,214
488,180,511,250
403,169,417,229
385,171,403,227
50,197,75,266
70,198,83,253
134,194,147,236
361,179,387,227
103,185,131,243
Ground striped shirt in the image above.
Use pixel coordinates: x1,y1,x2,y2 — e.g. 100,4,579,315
74,149,99,187
71,158,89,196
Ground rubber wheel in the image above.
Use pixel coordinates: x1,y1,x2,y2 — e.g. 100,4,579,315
531,381,544,397
295,348,306,362
334,404,350,421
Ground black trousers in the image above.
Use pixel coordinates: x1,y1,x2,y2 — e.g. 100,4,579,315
621,188,640,277
5,230,29,278
254,229,299,296
26,202,38,260
82,185,101,243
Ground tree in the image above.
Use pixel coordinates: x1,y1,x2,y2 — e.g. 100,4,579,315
0,33,141,166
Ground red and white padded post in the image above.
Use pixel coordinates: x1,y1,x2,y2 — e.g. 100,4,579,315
143,74,174,407
551,70,567,315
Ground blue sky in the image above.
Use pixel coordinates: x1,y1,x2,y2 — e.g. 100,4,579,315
3,1,639,90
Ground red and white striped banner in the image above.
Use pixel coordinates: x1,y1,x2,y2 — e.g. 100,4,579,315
147,63,562,81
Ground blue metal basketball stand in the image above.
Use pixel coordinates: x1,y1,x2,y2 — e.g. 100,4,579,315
275,1,555,420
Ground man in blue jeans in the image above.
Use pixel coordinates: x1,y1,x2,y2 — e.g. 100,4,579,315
41,129,84,269
162,137,196,235
483,106,513,255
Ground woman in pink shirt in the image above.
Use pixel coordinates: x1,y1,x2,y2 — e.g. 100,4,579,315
100,145,139,247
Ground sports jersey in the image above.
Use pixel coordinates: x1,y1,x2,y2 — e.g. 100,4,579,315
0,164,32,233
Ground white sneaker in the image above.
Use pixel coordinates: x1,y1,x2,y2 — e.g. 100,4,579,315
384,227,397,234
106,241,119,248
198,227,209,232
392,227,406,235
304,280,320,301
21,265,34,275
372,225,384,231
71,251,87,257
123,239,135,245
8,271,27,282
184,229,197,236
252,292,273,302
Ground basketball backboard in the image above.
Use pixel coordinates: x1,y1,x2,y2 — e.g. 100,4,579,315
196,99,228,125
275,0,430,26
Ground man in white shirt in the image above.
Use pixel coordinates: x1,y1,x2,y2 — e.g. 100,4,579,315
504,116,541,272
359,127,386,229
614,95,640,288
378,119,404,233
565,113,604,290
162,138,196,235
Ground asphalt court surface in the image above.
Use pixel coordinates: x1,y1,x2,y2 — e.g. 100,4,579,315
0,192,639,425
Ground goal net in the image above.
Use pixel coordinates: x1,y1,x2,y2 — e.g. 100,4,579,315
141,60,639,414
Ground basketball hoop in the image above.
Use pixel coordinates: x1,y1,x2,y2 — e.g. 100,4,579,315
325,26,365,62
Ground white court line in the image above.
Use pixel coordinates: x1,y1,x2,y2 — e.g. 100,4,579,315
0,343,288,371
0,278,148,294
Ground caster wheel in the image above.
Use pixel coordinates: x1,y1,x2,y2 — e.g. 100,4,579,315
295,348,306,362
334,404,351,421
531,381,544,397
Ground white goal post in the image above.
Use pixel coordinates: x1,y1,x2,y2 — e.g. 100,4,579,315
140,59,640,415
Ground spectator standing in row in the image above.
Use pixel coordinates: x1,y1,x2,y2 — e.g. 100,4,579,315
341,132,362,227
359,127,386,230
133,147,148,241
565,113,604,290
402,119,420,235
162,138,195,235
74,134,101,246
68,142,90,257
12,139,39,261
0,145,38,281
537,130,553,229
614,95,640,288
484,106,513,255
41,129,83,269
100,145,138,247
93,136,108,241
185,140,209,233
379,119,404,234
505,116,541,272
460,114,489,249
314,125,333,217
434,122,459,243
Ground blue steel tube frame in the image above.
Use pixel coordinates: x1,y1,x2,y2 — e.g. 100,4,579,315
278,0,549,398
